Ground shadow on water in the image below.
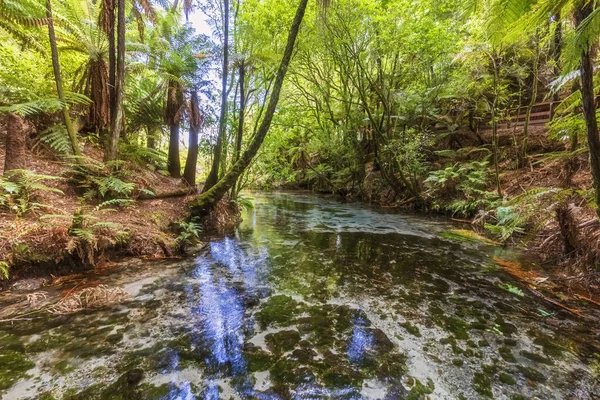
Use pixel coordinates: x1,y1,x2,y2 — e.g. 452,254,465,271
1,191,600,399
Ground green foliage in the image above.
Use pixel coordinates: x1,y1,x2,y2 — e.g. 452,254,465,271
39,125,73,155
0,170,63,216
65,157,137,200
0,261,9,280
119,142,167,170
484,206,526,241
176,218,202,249
425,161,500,216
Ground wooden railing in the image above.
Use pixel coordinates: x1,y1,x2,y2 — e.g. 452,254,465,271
433,96,600,134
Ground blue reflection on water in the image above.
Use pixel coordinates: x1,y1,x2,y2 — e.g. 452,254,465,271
347,315,373,364
161,235,272,399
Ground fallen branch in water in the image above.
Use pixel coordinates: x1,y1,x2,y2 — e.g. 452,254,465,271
48,285,130,315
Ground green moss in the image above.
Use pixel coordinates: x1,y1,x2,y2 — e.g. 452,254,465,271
55,360,74,374
25,333,71,353
510,394,529,400
400,321,421,337
0,331,24,352
244,343,274,372
498,346,516,363
440,336,463,355
265,330,301,356
406,377,435,400
255,295,301,329
499,372,516,385
64,369,145,400
517,366,546,383
494,316,517,337
105,332,124,344
472,371,493,398
478,340,490,347
137,383,171,399
520,350,554,365
452,358,464,367
444,317,470,340
0,350,35,390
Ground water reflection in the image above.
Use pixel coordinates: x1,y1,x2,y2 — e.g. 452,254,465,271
2,192,600,399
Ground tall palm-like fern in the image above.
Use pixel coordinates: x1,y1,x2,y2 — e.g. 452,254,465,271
142,11,207,177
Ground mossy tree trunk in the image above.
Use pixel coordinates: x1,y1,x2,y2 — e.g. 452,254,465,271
190,0,309,215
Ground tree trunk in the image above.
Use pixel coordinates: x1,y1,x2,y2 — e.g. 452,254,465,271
46,0,81,156
3,113,29,174
168,124,181,178
203,0,229,192
147,126,159,149
552,13,562,102
521,37,539,166
105,0,125,162
100,0,115,140
576,3,600,218
184,91,202,185
190,0,309,215
231,61,245,198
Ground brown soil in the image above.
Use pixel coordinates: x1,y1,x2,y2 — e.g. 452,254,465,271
0,140,199,288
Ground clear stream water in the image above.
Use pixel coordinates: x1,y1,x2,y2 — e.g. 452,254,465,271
1,192,600,399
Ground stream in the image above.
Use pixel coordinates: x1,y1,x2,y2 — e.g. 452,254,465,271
1,191,600,399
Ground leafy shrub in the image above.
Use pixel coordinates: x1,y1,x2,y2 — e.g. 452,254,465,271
0,170,63,215
119,142,167,170
425,160,500,216
176,218,202,250
65,156,143,200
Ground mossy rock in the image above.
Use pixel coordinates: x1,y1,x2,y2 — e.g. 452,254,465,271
64,369,145,400
265,330,301,356
494,316,518,337
472,371,493,398
517,365,546,383
520,350,554,365
499,346,516,363
499,372,516,385
0,331,24,352
400,321,421,337
243,343,274,373
405,377,435,400
0,350,35,390
255,295,302,329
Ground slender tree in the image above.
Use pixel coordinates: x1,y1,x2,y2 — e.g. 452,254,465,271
231,60,245,198
46,0,81,156
203,0,229,192
105,0,125,161
191,0,309,214
184,90,202,185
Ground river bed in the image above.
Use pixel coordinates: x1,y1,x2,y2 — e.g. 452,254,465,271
1,192,599,399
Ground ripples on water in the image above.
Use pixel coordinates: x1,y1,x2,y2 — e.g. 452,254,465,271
1,192,600,399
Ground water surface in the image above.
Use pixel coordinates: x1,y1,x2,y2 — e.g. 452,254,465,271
1,192,599,399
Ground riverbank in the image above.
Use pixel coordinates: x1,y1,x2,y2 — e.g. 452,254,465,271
0,142,241,290
260,125,600,299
